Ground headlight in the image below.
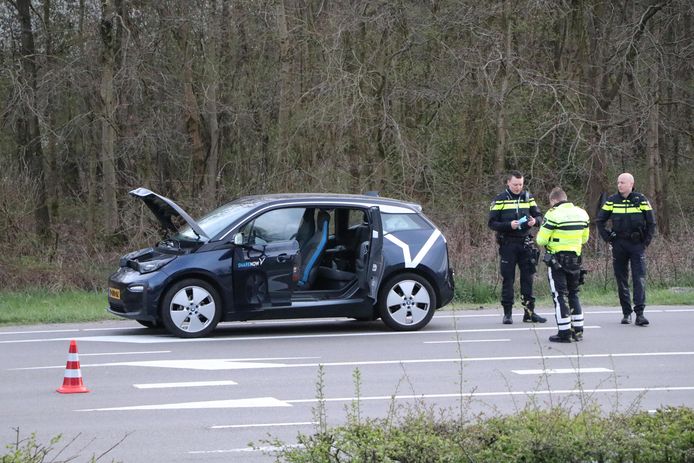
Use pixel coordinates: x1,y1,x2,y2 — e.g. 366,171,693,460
138,257,175,274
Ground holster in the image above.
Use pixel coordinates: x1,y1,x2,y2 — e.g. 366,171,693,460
556,253,582,274
543,252,561,270
523,236,540,272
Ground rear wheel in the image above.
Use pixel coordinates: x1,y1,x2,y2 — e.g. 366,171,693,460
378,273,436,331
161,279,221,338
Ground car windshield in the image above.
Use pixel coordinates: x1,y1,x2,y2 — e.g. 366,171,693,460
173,201,258,241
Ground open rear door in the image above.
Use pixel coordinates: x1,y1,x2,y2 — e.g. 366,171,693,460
365,206,384,301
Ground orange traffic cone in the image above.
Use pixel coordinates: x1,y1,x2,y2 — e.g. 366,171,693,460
57,339,89,394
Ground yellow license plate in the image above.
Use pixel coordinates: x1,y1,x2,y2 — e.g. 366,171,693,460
109,287,121,300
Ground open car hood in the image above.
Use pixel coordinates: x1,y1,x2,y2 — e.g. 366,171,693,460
129,187,209,240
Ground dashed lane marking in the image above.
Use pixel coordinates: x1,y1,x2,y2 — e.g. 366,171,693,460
512,367,613,375
424,339,511,344
78,397,291,411
189,444,303,455
80,350,171,356
209,421,316,429
133,380,238,389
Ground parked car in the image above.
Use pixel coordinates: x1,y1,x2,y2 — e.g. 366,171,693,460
107,188,455,337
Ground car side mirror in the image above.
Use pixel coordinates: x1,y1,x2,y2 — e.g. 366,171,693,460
233,232,244,245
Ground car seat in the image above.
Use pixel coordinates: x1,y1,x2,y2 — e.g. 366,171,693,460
296,210,330,289
295,208,315,247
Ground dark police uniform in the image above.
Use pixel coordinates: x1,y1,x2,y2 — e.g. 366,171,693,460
595,191,656,325
536,201,590,342
488,189,544,323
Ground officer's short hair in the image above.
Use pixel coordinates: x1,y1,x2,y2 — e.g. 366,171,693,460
549,187,567,203
505,170,523,182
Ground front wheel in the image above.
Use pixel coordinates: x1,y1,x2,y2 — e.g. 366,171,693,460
377,273,436,331
161,279,221,338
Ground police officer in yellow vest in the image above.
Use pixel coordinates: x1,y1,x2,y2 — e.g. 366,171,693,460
537,187,590,343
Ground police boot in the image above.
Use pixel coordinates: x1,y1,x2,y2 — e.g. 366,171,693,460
522,301,547,323
549,331,572,343
635,312,649,326
571,328,583,342
502,306,513,325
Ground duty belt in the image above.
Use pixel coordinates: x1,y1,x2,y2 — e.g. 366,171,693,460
498,234,529,242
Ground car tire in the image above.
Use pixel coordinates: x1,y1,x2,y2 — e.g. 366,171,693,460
136,319,161,329
161,279,222,338
378,273,436,331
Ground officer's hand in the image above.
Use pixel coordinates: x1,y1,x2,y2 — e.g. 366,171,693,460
511,220,519,230
527,216,536,227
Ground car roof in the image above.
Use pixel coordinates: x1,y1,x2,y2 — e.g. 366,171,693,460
228,193,423,213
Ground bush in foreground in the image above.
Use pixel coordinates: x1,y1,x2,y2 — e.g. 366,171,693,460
274,406,694,463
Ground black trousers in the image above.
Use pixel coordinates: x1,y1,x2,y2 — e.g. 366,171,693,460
546,263,584,334
612,239,647,315
499,241,535,309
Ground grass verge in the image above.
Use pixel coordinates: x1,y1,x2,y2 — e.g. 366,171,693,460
0,290,117,325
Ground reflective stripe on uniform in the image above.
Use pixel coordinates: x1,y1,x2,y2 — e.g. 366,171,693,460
547,266,571,331
490,200,535,211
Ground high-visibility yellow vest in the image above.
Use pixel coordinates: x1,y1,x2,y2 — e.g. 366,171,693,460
536,202,589,255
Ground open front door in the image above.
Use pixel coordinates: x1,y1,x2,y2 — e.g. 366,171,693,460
365,206,384,301
232,239,299,309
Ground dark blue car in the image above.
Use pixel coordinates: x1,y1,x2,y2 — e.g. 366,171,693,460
107,188,455,337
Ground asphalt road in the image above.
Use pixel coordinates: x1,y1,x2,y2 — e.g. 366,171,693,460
2,305,693,462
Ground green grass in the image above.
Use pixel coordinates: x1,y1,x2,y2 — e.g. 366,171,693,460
0,290,118,325
453,274,694,308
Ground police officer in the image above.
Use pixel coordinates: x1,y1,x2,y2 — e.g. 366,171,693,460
536,187,590,343
595,173,656,326
488,170,546,324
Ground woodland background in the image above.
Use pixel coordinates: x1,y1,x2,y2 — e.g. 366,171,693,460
0,0,692,292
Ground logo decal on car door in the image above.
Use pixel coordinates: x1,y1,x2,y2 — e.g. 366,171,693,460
384,229,441,268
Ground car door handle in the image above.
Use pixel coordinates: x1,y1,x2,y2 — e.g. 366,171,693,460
277,253,289,263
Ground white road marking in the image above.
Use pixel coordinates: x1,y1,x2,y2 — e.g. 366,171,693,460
512,367,613,375
19,350,694,372
122,359,290,370
78,397,291,411
80,351,171,357
209,421,315,429
133,380,238,389
0,329,80,335
78,386,694,413
285,386,694,404
12,356,319,371
189,444,303,455
0,327,142,335
0,326,602,345
424,339,511,344
433,308,694,318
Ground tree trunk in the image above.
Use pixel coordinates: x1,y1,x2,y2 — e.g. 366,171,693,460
100,0,119,235
276,0,292,176
15,0,51,241
202,0,223,209
179,12,207,199
646,68,668,236
493,0,512,176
